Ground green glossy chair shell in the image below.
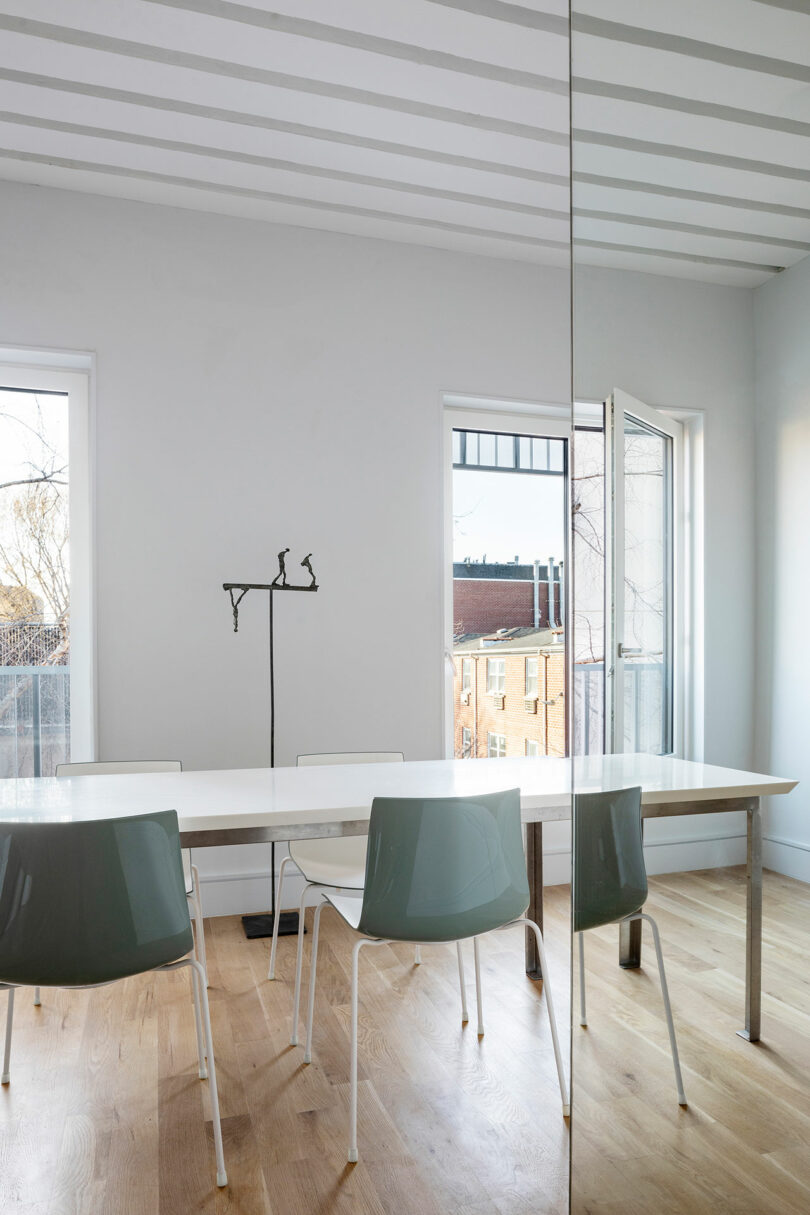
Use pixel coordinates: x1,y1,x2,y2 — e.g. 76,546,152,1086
573,786,646,934
0,811,193,988
357,787,529,943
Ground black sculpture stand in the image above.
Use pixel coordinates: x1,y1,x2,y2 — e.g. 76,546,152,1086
223,571,319,940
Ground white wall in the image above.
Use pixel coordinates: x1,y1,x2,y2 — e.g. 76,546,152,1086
574,264,757,872
753,255,810,882
0,179,570,911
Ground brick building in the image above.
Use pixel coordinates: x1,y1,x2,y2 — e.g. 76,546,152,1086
453,560,563,635
453,627,565,759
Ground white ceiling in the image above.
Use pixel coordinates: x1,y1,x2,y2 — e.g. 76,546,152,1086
0,2,807,287
0,0,570,265
572,0,810,286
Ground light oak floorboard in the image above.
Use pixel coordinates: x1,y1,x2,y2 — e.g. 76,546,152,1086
572,866,810,1215
0,888,571,1214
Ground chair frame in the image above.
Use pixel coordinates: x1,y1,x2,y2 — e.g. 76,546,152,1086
2,956,226,1186
304,901,569,1162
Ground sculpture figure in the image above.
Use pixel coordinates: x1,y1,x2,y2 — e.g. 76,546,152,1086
272,547,290,587
301,552,317,589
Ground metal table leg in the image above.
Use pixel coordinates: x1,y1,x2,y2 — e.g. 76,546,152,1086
737,799,762,1043
525,822,544,980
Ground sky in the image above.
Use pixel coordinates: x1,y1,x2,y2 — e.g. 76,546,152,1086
453,467,566,566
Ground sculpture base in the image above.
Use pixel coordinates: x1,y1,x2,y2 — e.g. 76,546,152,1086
241,911,302,939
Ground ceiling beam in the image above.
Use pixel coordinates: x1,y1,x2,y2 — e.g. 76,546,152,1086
143,0,568,92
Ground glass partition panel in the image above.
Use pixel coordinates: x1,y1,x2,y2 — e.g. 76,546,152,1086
571,4,810,1212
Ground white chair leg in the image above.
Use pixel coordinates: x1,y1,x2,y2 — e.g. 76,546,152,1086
190,960,208,1080
268,855,291,981
303,901,325,1063
2,988,14,1084
473,937,484,1036
578,932,587,1026
33,987,41,1007
290,882,314,1045
189,959,228,1187
347,936,387,1164
413,944,421,965
190,865,207,985
636,912,687,1106
456,941,468,1022
349,938,364,1164
516,918,569,1116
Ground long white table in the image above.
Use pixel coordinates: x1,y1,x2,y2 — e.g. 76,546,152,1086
0,754,796,1041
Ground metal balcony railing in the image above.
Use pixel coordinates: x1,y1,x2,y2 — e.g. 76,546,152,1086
0,666,71,778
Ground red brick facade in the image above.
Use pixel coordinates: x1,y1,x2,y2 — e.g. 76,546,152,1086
453,643,566,759
453,578,561,636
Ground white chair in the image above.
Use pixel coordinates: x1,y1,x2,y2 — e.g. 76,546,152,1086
301,787,569,1162
269,752,460,1046
54,760,207,984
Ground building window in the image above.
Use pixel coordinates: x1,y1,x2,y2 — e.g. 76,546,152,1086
461,727,472,757
487,732,506,758
461,658,472,692
486,657,505,694
525,739,541,757
525,656,538,696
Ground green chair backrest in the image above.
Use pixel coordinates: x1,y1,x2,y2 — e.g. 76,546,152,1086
573,786,647,933
0,811,193,987
357,788,528,943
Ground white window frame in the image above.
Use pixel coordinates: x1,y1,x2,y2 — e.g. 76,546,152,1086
461,657,472,692
0,350,96,761
525,738,541,757
442,394,571,758
525,655,538,697
487,731,506,758
486,656,505,695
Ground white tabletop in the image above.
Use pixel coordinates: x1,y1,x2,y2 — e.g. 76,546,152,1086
0,755,796,835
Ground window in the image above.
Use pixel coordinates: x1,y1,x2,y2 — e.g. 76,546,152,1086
461,658,472,692
0,357,92,776
525,739,541,757
486,657,505,694
487,732,506,758
461,726,472,757
525,656,538,697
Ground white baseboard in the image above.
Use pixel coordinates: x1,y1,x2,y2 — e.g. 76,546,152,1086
197,832,749,917
763,834,810,883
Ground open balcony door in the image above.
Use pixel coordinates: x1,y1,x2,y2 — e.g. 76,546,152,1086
604,389,682,756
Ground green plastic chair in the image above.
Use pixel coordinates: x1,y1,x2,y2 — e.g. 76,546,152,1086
573,786,686,1106
0,810,227,1188
299,788,569,1162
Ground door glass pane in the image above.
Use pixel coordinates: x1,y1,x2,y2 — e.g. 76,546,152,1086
572,425,606,755
622,414,672,754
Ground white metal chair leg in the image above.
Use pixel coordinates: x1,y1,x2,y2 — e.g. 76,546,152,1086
578,932,587,1026
348,936,387,1164
190,960,208,1079
515,918,569,1116
303,901,325,1063
456,941,468,1022
413,944,421,964
190,864,208,985
634,912,687,1106
268,855,291,981
189,959,227,1187
290,882,314,1045
473,937,484,1036
2,988,13,1084
33,987,41,1007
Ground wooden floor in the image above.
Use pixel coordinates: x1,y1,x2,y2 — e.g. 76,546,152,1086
0,889,572,1215
2,868,809,1214
571,867,810,1215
